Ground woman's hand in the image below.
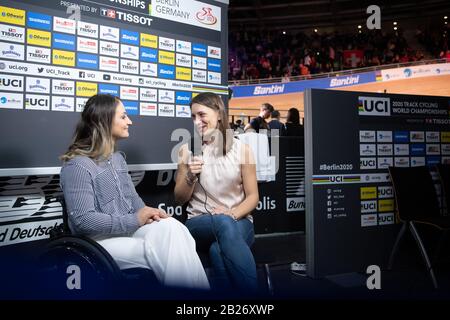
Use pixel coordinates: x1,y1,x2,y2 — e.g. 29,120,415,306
211,206,238,221
188,155,203,177
137,206,169,226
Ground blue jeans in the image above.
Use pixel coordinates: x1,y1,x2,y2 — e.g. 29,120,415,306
185,214,257,292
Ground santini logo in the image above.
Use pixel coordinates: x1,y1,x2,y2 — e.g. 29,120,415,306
358,96,390,116
253,85,284,95
329,75,359,87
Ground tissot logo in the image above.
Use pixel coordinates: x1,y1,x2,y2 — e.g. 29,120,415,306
0,24,25,43
27,46,51,63
359,130,376,142
358,96,391,116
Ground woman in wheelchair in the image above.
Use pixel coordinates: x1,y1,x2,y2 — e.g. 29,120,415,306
60,94,209,290
174,92,259,292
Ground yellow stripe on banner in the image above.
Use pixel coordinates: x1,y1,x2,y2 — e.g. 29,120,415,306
27,29,51,47
76,81,98,97
0,6,25,26
53,49,75,66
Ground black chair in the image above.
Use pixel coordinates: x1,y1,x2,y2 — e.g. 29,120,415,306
388,166,450,289
436,164,450,214
37,195,158,294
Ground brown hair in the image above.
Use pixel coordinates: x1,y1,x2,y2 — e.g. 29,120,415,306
60,94,120,162
190,92,233,156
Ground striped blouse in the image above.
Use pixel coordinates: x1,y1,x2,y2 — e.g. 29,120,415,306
60,152,145,237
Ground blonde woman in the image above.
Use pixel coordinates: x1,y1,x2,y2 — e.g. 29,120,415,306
60,94,209,290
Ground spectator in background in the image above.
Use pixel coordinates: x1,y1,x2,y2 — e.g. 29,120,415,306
244,103,274,133
234,119,245,134
268,110,283,134
282,107,304,137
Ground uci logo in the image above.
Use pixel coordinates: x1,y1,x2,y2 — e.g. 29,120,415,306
358,96,391,116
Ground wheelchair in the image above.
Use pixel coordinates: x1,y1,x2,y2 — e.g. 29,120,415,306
36,196,158,298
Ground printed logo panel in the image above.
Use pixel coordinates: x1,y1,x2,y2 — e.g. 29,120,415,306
207,45,221,59
27,12,51,30
98,83,119,96
158,90,174,103
140,33,158,48
192,56,206,69
0,24,25,43
52,32,75,50
120,86,139,100
52,96,74,112
140,88,157,102
120,59,139,74
99,56,119,72
26,45,51,63
77,53,98,70
0,75,24,92
360,187,377,200
53,16,76,34
120,44,139,60
140,47,158,63
52,49,75,66
140,62,157,77
26,77,50,93
159,36,175,51
176,67,191,81
77,21,98,38
25,94,50,111
207,71,221,84
358,96,390,116
0,43,24,60
140,102,157,116
176,53,191,67
100,25,119,42
377,157,393,169
77,37,98,54
361,214,377,227
0,6,25,26
176,40,191,54
0,92,23,109
123,100,138,115
76,97,88,112
76,81,98,97
121,29,139,45
158,103,175,117
52,79,75,95
176,105,191,118
360,130,376,143
360,144,376,156
99,41,119,57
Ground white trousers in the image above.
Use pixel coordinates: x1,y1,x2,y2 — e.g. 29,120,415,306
97,217,209,290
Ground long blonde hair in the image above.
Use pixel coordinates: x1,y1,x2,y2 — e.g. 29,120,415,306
60,94,120,162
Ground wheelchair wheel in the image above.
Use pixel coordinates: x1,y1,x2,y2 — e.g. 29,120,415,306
36,235,123,297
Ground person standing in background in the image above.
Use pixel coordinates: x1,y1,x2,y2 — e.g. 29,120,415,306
244,103,274,133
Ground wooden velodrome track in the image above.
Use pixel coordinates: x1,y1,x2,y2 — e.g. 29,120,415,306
228,75,450,122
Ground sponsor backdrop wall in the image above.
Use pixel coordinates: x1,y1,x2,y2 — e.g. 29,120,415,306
305,88,450,278
0,0,228,172
0,0,229,246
